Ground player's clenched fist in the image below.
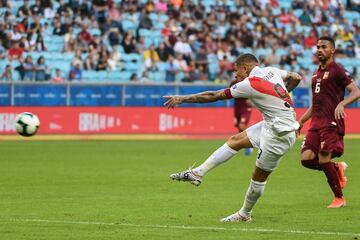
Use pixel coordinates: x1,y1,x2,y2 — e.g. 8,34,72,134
163,95,183,108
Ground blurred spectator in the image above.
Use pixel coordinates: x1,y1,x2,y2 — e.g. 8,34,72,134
214,73,230,84
0,39,6,59
194,48,208,72
108,28,121,47
77,25,93,51
138,9,153,30
23,55,34,81
51,68,65,83
145,0,155,12
17,18,29,33
93,0,108,25
130,73,139,82
44,2,56,19
84,45,99,70
17,0,31,18
136,36,146,54
69,63,82,81
8,41,24,61
0,64,12,81
165,55,180,82
30,0,43,16
34,56,49,81
335,44,347,58
355,42,360,58
265,48,280,65
144,44,160,71
122,31,137,54
10,25,22,42
299,9,312,25
350,66,358,80
29,15,42,34
108,2,121,23
344,44,355,57
64,26,76,52
219,55,233,78
304,31,318,48
140,70,151,82
174,35,192,61
156,41,174,62
96,49,108,71
156,0,168,13
34,34,47,51
53,18,66,36
57,0,70,17
107,46,122,71
42,22,52,36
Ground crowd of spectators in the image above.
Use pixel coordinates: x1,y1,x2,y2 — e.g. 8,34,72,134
0,0,359,86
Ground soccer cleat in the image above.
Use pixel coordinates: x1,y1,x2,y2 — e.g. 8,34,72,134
220,211,252,222
170,169,202,186
337,162,348,189
327,197,346,208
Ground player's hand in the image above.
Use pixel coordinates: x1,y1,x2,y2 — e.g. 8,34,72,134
334,103,346,120
296,121,303,137
163,95,183,109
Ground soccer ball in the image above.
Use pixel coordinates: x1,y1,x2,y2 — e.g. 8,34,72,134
15,112,40,137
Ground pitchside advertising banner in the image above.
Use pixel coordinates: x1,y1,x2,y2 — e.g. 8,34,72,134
1,107,360,134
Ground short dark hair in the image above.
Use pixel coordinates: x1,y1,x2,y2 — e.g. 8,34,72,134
318,36,335,48
235,53,259,66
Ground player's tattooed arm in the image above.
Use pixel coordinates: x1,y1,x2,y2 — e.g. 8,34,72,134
284,72,302,92
163,90,228,108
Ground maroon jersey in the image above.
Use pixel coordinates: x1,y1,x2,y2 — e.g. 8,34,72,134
229,80,252,117
310,61,353,134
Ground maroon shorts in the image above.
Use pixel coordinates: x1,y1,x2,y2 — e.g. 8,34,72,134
235,110,251,126
301,127,344,158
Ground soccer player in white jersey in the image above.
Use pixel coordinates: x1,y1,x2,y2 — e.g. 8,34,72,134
163,53,302,222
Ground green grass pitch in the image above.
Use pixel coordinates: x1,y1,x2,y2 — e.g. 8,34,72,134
0,139,359,240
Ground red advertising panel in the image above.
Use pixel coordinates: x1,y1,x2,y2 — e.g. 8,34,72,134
1,107,360,134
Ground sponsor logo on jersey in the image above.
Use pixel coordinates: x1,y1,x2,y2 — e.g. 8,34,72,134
232,84,237,89
323,72,329,79
316,78,322,82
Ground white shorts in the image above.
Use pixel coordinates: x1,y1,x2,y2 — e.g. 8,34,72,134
246,121,296,171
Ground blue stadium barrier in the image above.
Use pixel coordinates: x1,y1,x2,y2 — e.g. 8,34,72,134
70,85,122,106
14,84,67,106
0,81,356,108
0,83,11,106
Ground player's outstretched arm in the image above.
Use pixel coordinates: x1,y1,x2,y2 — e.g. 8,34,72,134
335,82,360,120
284,72,302,92
163,89,230,108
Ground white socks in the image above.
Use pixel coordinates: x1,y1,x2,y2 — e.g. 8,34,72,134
239,179,267,217
192,143,237,177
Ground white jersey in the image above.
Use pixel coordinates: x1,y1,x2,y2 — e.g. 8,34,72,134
230,66,299,135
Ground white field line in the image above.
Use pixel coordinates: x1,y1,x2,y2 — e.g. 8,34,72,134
2,218,360,237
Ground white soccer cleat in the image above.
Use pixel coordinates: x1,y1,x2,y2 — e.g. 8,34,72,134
220,211,252,222
170,169,202,186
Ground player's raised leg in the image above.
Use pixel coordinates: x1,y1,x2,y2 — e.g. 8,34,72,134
170,130,253,186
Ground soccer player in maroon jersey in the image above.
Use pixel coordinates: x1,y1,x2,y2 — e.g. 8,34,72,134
298,36,360,208
230,80,253,155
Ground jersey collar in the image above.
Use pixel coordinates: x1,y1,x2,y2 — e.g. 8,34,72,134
249,66,261,77
318,61,336,71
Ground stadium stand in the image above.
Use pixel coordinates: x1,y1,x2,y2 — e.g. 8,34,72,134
0,0,359,88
